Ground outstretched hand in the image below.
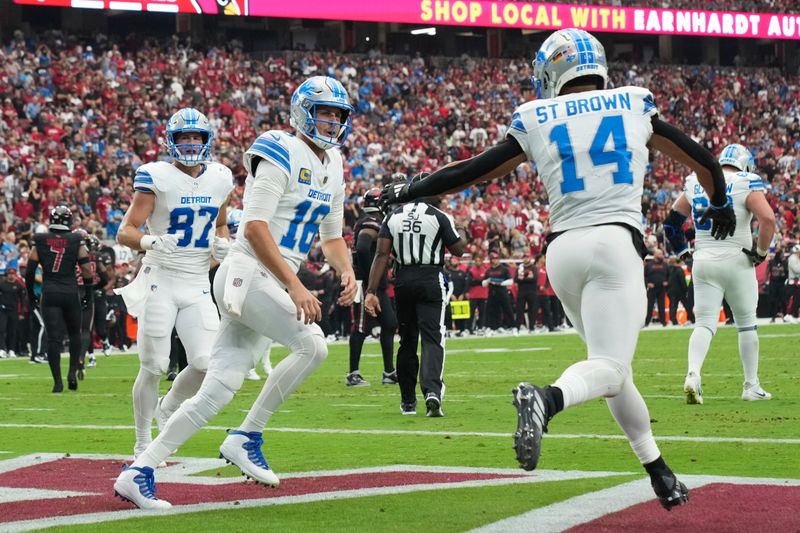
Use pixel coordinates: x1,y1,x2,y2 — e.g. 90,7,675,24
698,202,736,240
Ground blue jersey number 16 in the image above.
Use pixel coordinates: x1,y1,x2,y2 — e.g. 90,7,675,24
280,201,331,254
549,115,634,194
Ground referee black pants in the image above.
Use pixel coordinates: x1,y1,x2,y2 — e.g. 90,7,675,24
394,268,448,405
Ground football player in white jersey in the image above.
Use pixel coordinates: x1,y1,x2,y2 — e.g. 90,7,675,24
226,206,273,381
115,108,234,461
663,143,775,404
114,76,358,509
382,29,737,510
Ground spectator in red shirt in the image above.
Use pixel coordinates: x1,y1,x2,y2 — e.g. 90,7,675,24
466,252,488,333
535,256,558,331
13,193,34,221
95,188,114,224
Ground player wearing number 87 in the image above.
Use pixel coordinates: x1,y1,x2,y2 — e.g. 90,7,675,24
378,28,742,510
665,143,776,404
115,107,234,464
114,77,358,509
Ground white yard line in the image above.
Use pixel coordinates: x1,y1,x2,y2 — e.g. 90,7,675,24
471,474,800,533
0,455,628,533
1,423,798,444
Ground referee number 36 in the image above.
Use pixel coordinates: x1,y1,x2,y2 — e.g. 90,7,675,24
402,219,422,233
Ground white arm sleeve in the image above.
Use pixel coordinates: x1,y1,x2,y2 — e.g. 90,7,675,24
242,159,290,224
318,185,344,241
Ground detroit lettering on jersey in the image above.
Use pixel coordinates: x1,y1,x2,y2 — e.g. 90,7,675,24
237,129,345,275
133,161,234,274
507,86,658,234
180,196,213,205
685,170,763,259
306,189,332,203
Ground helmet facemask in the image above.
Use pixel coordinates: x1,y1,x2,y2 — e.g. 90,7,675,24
167,130,213,167
290,76,354,151
298,101,352,150
165,108,214,167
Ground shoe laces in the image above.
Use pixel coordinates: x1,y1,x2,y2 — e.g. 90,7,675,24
239,432,270,470
131,467,158,500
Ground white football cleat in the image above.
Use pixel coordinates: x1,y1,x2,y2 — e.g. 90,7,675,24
742,382,772,401
113,465,172,510
684,372,703,405
246,368,261,381
219,429,280,487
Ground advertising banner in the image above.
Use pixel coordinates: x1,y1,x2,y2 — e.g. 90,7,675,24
13,0,800,40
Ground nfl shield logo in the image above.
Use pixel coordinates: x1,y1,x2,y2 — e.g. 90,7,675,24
323,176,328,184
233,277,243,287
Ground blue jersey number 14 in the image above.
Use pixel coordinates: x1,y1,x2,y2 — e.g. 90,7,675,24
549,115,634,194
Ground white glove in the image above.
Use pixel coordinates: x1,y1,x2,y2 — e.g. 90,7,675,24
140,234,179,253
481,279,490,287
212,236,231,261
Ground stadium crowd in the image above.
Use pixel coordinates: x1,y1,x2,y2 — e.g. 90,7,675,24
1,28,799,352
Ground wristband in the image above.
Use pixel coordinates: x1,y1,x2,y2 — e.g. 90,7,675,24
140,235,157,250
709,197,729,209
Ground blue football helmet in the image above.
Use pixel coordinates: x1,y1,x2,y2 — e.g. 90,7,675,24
165,108,213,167
718,143,755,173
290,76,354,150
532,28,608,99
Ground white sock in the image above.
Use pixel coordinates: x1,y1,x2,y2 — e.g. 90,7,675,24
552,358,627,409
239,351,319,433
161,366,206,419
133,376,237,470
132,367,160,451
606,377,661,464
687,326,713,376
738,328,759,385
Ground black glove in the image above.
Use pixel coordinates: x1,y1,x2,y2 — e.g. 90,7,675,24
742,245,768,266
380,181,410,212
698,200,736,240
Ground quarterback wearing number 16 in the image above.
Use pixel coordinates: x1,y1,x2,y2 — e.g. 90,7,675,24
116,108,234,463
114,77,358,509
381,28,737,511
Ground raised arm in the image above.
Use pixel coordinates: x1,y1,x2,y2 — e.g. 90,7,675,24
382,138,527,205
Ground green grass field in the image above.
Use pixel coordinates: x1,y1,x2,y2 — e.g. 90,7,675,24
1,324,798,531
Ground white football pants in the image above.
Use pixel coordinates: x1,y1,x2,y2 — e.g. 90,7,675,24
546,225,660,464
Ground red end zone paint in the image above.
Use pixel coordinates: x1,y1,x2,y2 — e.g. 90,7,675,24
0,458,526,524
567,484,800,532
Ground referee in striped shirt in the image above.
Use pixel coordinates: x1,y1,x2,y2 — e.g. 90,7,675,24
365,180,466,417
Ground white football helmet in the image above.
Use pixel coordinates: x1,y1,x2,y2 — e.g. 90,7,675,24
532,28,608,100
290,76,354,150
227,207,243,239
718,143,755,173
165,108,213,166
